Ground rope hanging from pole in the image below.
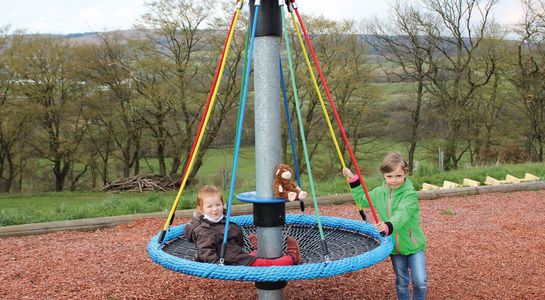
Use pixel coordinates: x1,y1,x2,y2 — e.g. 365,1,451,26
280,1,329,259
158,0,244,244
220,0,261,263
279,58,304,212
287,0,380,224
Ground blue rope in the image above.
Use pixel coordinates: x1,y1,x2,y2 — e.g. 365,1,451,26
221,3,260,261
279,58,302,188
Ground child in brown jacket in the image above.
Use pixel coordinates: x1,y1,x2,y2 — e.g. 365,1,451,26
184,185,301,266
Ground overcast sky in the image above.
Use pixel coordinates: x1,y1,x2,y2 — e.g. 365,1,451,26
0,0,524,34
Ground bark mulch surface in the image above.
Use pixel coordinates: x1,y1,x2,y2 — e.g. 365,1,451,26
1,190,544,299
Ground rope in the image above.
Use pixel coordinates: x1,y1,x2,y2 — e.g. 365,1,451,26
288,0,380,223
157,0,244,244
220,0,261,263
280,2,327,251
279,59,304,212
279,59,301,188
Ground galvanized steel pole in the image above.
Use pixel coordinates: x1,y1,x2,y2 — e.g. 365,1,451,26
250,0,285,298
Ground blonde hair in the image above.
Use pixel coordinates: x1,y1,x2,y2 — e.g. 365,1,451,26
196,185,224,210
380,152,409,174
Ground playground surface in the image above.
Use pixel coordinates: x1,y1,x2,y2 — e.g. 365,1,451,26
1,190,544,299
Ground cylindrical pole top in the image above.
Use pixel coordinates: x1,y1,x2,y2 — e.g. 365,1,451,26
249,0,282,37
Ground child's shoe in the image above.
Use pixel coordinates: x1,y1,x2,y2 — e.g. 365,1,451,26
285,237,302,265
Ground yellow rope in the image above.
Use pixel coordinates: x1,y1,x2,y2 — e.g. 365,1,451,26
289,12,360,207
289,13,347,170
162,3,243,232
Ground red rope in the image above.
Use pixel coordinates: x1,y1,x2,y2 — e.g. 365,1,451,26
291,1,380,223
174,5,239,219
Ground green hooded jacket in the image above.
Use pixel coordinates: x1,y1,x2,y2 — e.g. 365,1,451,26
350,177,426,255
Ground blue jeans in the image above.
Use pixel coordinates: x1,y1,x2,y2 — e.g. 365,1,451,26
391,251,427,300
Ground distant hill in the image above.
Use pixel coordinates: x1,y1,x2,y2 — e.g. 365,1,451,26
31,30,509,57
64,32,99,39
54,30,388,55
23,30,146,45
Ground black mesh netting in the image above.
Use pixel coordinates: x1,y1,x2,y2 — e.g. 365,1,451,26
161,224,379,264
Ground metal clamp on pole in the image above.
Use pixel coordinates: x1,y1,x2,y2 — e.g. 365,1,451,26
358,209,368,222
219,242,227,266
321,239,331,262
287,0,297,11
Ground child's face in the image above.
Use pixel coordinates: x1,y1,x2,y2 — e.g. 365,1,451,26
383,165,407,189
198,194,224,219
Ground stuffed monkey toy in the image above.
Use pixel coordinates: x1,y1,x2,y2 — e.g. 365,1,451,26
273,164,307,201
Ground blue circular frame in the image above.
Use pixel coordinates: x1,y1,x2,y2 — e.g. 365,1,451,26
148,214,393,282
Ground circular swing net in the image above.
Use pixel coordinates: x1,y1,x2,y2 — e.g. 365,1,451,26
149,215,392,282
148,0,392,282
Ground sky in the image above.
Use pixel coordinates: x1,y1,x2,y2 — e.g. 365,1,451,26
0,0,524,35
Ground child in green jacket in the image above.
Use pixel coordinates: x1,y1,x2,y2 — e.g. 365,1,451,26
343,152,427,300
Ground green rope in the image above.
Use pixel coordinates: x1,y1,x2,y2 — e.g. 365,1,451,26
280,6,326,244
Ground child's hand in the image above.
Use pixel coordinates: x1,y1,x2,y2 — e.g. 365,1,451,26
375,222,387,232
342,168,354,178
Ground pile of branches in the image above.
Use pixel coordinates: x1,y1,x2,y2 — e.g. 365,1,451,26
98,174,179,192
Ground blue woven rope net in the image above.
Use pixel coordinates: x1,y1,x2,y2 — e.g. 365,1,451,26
148,214,393,282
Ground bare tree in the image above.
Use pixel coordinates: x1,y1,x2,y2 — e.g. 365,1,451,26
82,33,144,179
132,0,216,175
510,0,545,161
283,16,376,177
421,0,498,170
467,23,512,164
364,2,438,173
183,2,247,182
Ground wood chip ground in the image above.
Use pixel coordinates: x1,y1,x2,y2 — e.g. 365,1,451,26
1,190,544,299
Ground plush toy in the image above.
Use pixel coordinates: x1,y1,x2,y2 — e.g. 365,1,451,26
273,164,307,201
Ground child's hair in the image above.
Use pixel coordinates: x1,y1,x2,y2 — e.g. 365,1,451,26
196,185,224,209
380,152,409,174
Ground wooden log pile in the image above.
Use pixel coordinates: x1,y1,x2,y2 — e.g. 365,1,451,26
98,174,179,192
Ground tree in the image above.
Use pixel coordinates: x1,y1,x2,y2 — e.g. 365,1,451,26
510,0,545,161
364,2,438,173
421,0,498,170
133,0,216,175
467,23,513,164
0,28,28,192
11,36,91,191
130,0,243,185
284,16,377,178
82,33,144,179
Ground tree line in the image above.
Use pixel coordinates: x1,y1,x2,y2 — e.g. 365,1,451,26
0,0,544,192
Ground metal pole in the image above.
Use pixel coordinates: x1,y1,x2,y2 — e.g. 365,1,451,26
439,147,444,172
250,0,285,299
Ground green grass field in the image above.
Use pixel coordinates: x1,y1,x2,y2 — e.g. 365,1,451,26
1,161,543,226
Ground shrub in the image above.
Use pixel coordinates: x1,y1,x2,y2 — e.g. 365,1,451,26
498,144,527,164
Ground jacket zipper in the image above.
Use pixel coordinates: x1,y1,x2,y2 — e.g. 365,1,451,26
408,227,419,247
388,189,401,254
